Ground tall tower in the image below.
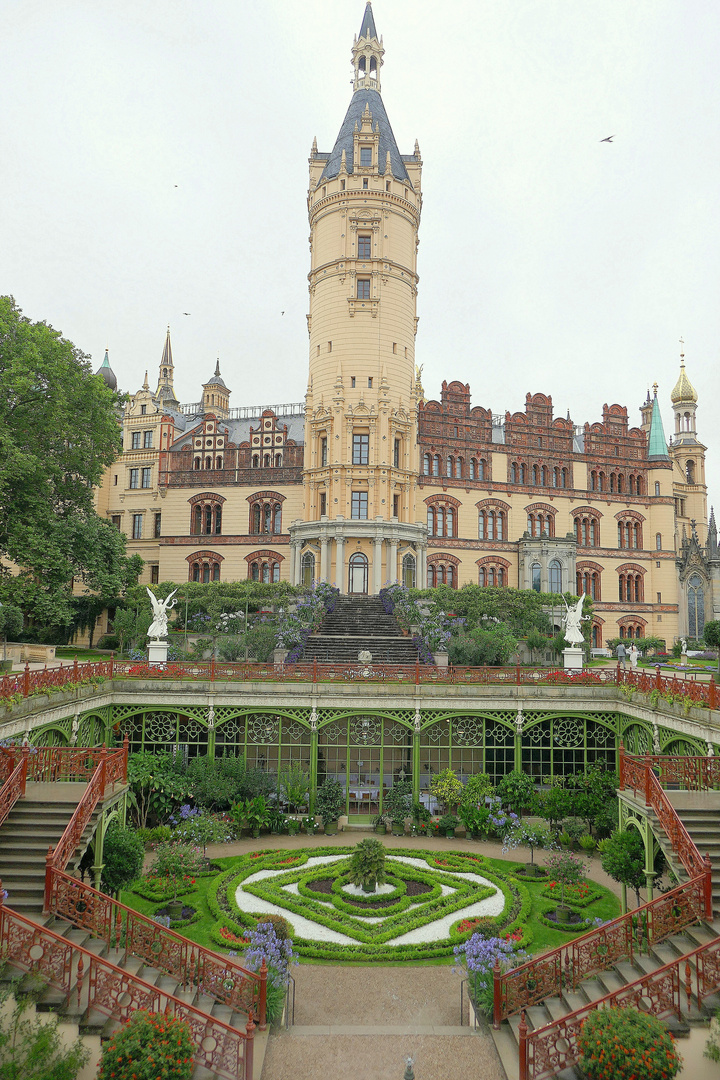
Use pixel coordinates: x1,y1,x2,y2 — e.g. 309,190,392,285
291,3,426,594
669,346,708,535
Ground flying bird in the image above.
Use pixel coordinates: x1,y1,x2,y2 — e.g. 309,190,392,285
183,312,191,316
281,311,285,316
600,135,615,142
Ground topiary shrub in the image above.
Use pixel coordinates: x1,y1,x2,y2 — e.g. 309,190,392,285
578,1006,682,1080
97,1010,194,1080
101,821,145,894
349,838,387,892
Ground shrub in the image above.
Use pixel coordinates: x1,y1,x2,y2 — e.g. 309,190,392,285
453,933,529,1018
578,1006,682,1080
495,770,536,814
502,821,553,867
544,849,587,909
101,822,145,894
97,1010,194,1080
384,780,412,826
600,829,646,907
95,633,120,650
0,987,89,1080
149,842,205,900
314,777,345,824
349,838,387,890
244,920,298,999
429,767,464,812
579,833,597,852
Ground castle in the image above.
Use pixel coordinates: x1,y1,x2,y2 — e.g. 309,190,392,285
95,2,718,648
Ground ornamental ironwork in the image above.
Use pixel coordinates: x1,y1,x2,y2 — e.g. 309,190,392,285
248,716,279,744
452,718,484,745
144,713,177,742
552,718,584,748
350,716,380,744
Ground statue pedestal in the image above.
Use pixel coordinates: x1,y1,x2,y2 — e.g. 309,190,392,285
148,640,169,665
562,647,583,671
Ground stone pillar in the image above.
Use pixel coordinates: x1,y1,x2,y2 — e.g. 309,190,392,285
418,544,427,588
289,540,299,585
336,534,345,593
389,540,399,584
320,537,329,582
373,534,383,594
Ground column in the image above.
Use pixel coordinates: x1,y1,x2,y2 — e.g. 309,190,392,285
320,537,329,582
290,540,299,585
418,544,427,588
389,540,398,585
336,534,345,593
373,534,383,594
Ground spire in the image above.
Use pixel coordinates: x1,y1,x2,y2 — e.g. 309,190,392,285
142,370,149,391
95,348,117,391
156,326,179,407
358,2,377,41
670,342,698,405
708,507,718,555
648,385,669,459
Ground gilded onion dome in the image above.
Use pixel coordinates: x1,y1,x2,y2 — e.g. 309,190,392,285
670,357,698,404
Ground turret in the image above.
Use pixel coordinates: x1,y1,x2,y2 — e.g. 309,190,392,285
156,327,179,409
202,360,231,419
95,348,117,391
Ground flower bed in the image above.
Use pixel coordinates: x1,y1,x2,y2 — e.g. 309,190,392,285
541,879,603,907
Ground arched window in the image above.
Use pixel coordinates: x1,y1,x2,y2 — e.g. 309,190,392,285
478,560,508,587
686,460,695,483
469,459,476,480
531,563,541,591
617,516,642,550
205,456,212,470
349,552,369,594
590,471,597,492
249,496,283,535
561,468,568,488
553,467,559,488
455,458,463,478
275,453,282,467
190,496,224,536
618,570,644,603
510,463,518,484
248,555,282,583
189,553,222,582
576,564,602,600
610,473,616,493
427,557,459,589
541,466,547,486
636,476,645,496
402,554,416,589
617,474,624,493
629,475,636,495
446,457,453,477
549,559,562,593
527,511,554,538
427,501,458,538
478,507,506,541
574,513,600,548
688,572,705,638
301,551,315,587
194,457,201,470
655,481,660,496
532,465,539,486
252,454,259,468
478,459,486,480
520,464,527,484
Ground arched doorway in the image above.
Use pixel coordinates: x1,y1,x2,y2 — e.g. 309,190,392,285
348,552,368,594
301,551,315,587
402,553,416,589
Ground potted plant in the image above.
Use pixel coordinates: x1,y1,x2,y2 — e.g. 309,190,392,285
301,814,318,835
385,780,412,836
280,762,310,814
372,813,387,835
544,849,587,922
315,778,344,836
429,768,464,814
501,820,552,877
411,799,431,836
267,807,288,835
149,841,204,920
438,812,459,839
349,838,387,894
287,817,300,836
245,796,269,839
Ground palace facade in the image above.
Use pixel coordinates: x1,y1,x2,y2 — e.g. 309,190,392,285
95,3,718,648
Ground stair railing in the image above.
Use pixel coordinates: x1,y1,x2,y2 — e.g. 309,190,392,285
520,933,720,1080
0,745,29,829
46,867,267,1029
494,750,714,1029
0,894,255,1080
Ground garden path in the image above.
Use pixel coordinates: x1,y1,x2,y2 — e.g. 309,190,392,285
194,830,624,1080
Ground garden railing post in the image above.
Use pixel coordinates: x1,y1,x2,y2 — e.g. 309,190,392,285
23,663,29,698
110,651,114,679
655,664,662,690
516,662,521,685
710,678,717,712
644,755,652,808
73,657,79,681
210,656,215,682
258,958,268,1029
518,1009,528,1080
99,746,107,799
122,733,129,782
20,743,29,797
43,846,54,913
244,1011,255,1080
704,853,713,919
415,659,419,685
492,957,502,1029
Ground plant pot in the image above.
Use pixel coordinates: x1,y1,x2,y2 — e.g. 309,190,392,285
375,824,387,835
391,823,404,836
524,862,542,877
555,904,574,923
167,899,183,920
362,879,376,893
252,827,260,838
445,828,455,839
324,820,338,836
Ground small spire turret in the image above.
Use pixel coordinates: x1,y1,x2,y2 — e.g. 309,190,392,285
156,326,179,408
352,2,384,92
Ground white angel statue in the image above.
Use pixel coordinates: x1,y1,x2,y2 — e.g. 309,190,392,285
146,587,177,641
562,593,589,646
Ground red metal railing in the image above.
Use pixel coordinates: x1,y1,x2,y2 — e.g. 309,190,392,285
521,934,720,1079
1,655,716,703
494,751,715,1029
47,868,267,1029
0,896,254,1080
0,746,29,829
42,741,128,909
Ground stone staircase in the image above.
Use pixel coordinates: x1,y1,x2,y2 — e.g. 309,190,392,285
647,790,720,910
301,595,420,664
491,914,720,1079
0,783,103,915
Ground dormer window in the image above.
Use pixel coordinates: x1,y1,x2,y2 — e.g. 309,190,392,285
360,146,372,167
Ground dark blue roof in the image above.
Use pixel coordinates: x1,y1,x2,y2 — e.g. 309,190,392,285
359,2,377,39
320,89,410,183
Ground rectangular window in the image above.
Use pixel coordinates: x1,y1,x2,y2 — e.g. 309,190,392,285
143,430,153,448
357,279,371,299
113,474,118,485
150,565,159,584
657,592,662,604
352,433,369,465
351,376,356,388
129,468,139,489
132,514,143,540
358,235,371,258
131,431,141,449
111,515,121,530
393,494,400,518
360,146,372,167
393,439,400,467
140,405,147,415
154,512,162,538
351,491,368,519
320,492,326,516
367,377,373,388
141,467,152,488
320,437,328,466
362,178,368,189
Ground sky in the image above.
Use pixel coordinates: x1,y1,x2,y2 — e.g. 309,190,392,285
2,0,719,510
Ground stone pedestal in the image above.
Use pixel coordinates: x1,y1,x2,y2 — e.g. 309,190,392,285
562,647,583,671
433,651,449,668
148,640,169,665
273,648,289,665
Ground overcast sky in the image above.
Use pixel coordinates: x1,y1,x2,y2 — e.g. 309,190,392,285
2,0,718,512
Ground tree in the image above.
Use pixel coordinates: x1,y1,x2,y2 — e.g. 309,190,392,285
0,297,142,628
0,986,89,1079
600,829,646,907
0,602,23,662
100,821,145,895
704,620,720,676
429,767,464,812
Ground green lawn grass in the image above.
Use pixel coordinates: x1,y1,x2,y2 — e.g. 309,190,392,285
120,849,621,963
56,646,110,662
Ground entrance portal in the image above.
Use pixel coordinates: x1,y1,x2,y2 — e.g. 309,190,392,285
348,552,369,594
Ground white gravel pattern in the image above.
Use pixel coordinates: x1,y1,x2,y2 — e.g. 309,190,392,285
234,853,504,946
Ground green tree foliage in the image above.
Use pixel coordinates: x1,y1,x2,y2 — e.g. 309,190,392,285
0,987,89,1079
410,584,584,637
429,767,464,811
448,624,519,666
495,769,537,814
101,821,145,894
0,298,143,627
0,603,23,661
703,620,720,674
349,838,387,891
600,829,646,907
126,752,190,829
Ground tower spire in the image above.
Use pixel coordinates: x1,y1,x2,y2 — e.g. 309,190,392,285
648,384,669,459
353,2,384,93
156,326,179,408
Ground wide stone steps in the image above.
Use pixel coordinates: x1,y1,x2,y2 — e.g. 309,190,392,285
299,594,421,664
490,917,720,1079
644,801,720,907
